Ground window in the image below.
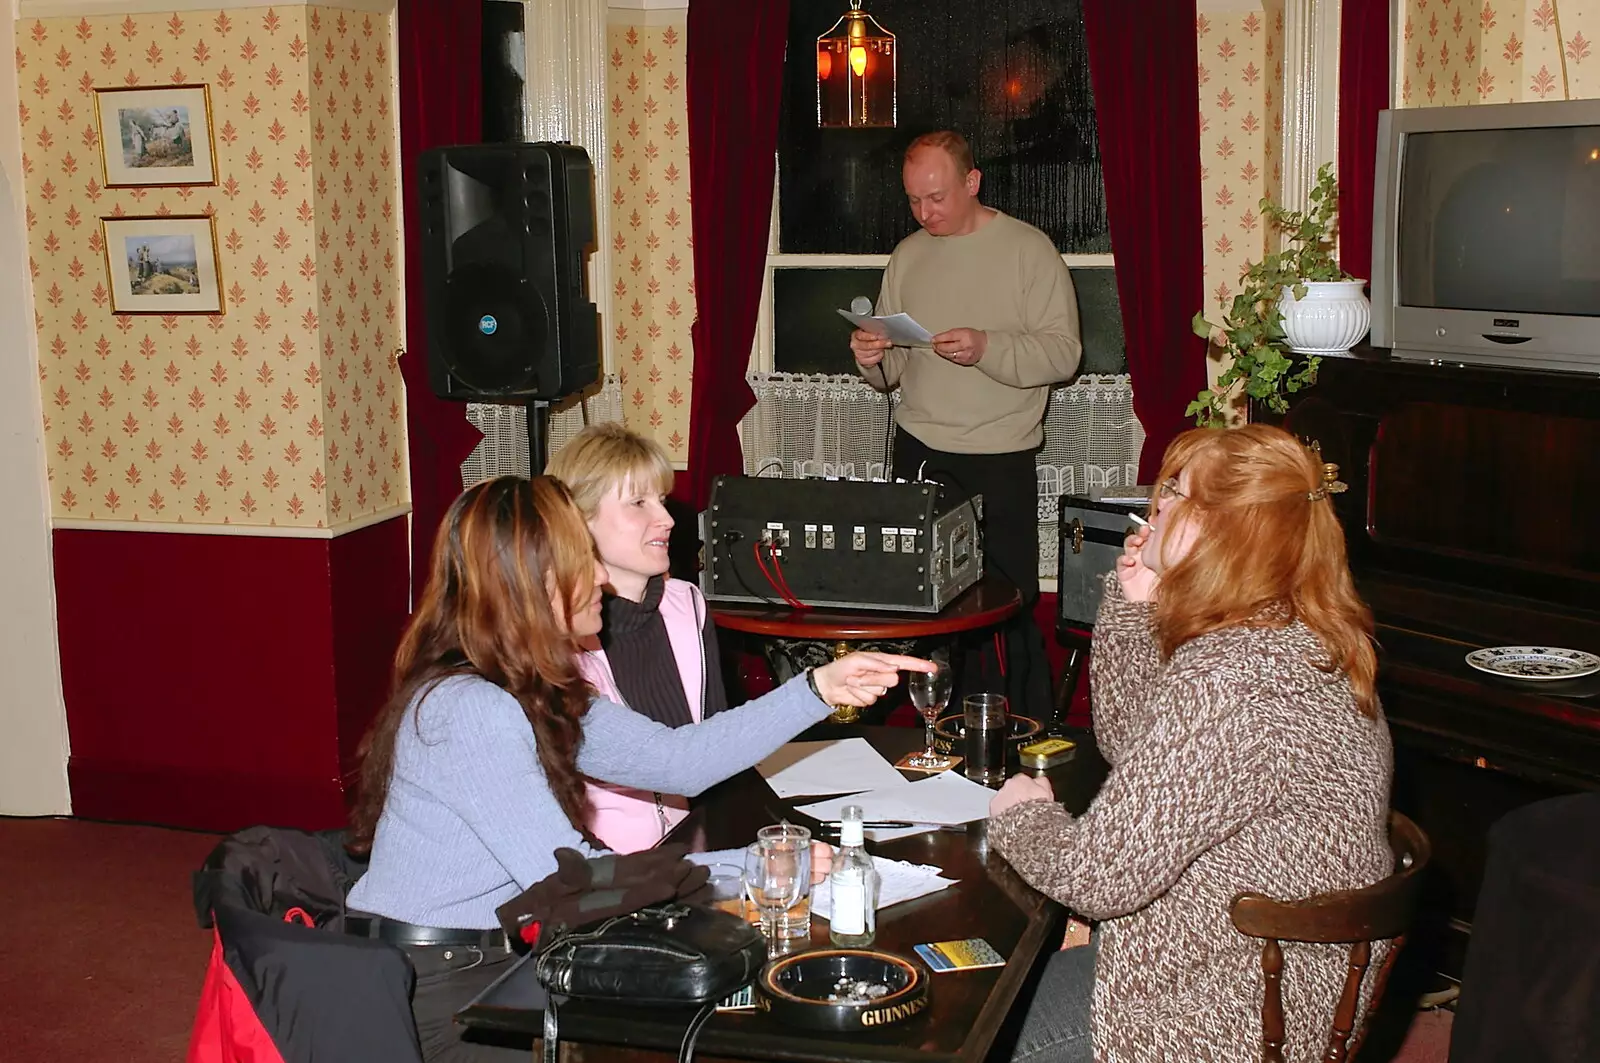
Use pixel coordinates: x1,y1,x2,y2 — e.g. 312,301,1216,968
754,0,1119,377
742,0,1142,583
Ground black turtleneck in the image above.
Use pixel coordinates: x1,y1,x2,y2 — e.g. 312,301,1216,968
598,574,728,728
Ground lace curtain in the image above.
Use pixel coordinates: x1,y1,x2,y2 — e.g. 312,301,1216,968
739,371,1144,578
459,376,627,483
457,371,1142,579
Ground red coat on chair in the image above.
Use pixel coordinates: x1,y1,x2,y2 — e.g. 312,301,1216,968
187,827,422,1063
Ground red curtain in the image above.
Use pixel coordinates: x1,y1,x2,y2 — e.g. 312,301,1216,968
397,0,484,583
1083,1,1209,480
683,0,791,510
1338,0,1390,283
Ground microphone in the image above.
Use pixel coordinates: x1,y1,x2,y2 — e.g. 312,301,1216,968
851,294,893,477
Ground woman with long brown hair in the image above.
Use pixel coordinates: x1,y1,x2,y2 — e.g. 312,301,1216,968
987,424,1394,1063
345,475,928,1061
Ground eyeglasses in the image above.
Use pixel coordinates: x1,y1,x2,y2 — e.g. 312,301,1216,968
1157,478,1188,501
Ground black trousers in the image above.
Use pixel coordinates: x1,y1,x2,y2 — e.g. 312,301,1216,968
892,428,1053,721
407,943,525,1062
1448,792,1600,1063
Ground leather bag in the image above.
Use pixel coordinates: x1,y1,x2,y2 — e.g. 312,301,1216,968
535,902,765,1063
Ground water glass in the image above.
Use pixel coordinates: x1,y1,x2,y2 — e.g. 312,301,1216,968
907,659,954,768
703,863,748,920
744,839,809,957
756,822,813,939
963,692,1010,786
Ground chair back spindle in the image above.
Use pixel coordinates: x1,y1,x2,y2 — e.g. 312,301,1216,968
1260,937,1286,1063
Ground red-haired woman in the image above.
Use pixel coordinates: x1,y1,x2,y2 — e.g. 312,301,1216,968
345,475,929,1061
989,424,1394,1063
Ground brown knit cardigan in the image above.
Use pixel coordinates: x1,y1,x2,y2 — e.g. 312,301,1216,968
989,576,1394,1063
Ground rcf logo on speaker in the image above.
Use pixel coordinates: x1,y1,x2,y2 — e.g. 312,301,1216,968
477,315,499,336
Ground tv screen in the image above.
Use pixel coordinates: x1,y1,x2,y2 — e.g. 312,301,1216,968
1397,125,1600,318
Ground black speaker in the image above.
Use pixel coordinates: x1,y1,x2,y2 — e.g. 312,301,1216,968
418,143,600,402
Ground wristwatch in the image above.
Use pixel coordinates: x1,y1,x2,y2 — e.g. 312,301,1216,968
805,667,824,702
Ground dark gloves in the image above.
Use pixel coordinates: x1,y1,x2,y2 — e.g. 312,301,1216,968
496,844,713,953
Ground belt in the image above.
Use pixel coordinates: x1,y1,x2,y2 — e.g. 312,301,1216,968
344,913,509,952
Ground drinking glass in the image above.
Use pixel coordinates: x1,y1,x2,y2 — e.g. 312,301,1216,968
755,822,813,939
907,659,954,768
963,692,1010,786
704,864,748,920
744,839,809,957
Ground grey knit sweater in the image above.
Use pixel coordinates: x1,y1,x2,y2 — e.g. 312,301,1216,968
989,576,1394,1063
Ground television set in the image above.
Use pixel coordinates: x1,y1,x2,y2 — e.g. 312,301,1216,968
1371,99,1600,374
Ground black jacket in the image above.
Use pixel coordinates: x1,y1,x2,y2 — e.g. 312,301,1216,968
188,826,422,1063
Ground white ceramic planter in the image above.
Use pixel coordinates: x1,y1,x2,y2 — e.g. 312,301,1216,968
1278,279,1371,355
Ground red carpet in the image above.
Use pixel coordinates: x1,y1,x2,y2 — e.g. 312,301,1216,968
0,818,219,1063
0,816,1453,1061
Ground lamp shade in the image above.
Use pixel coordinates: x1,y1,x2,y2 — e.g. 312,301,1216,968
816,1,895,128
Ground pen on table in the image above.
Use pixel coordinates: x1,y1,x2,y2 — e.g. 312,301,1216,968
817,820,966,831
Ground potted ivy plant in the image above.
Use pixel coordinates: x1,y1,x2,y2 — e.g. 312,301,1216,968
1188,163,1370,426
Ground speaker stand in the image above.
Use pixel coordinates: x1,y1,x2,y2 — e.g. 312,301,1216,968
526,399,551,475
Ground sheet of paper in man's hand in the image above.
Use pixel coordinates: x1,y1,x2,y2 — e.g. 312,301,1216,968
836,307,934,347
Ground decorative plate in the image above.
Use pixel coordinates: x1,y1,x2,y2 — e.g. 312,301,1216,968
1464,646,1600,681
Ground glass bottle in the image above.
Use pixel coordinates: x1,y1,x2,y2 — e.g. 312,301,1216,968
828,804,880,947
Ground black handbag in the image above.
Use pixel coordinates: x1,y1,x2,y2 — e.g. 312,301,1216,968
534,902,765,1063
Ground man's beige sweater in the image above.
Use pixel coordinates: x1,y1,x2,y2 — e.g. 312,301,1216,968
860,210,1081,454
989,577,1395,1062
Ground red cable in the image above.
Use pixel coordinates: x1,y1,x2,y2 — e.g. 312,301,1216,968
994,631,1008,679
754,541,805,609
766,541,809,610
764,541,807,610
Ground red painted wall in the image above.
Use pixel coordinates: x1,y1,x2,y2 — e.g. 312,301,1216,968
52,516,409,831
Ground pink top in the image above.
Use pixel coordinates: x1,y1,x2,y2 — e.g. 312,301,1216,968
578,578,707,853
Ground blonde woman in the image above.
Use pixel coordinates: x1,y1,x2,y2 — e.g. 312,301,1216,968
547,424,724,852
989,424,1394,1063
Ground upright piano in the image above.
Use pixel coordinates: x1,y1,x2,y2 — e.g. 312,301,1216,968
1273,349,1600,977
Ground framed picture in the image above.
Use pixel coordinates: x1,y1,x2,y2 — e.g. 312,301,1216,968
101,215,225,315
93,84,216,187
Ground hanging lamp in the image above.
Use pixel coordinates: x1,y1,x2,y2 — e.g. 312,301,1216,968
816,0,896,128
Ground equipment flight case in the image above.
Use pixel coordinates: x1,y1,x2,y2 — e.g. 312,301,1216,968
700,475,984,613
1055,491,1151,628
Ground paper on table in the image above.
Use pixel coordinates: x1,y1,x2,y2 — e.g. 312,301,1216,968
756,738,908,799
836,308,935,346
812,855,957,920
795,768,997,829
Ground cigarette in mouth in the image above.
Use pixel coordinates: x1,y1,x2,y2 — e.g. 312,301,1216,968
1128,512,1152,528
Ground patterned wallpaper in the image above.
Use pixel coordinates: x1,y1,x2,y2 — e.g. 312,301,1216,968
306,6,405,524
1198,4,1282,328
16,4,405,531
605,12,694,463
1400,0,1600,106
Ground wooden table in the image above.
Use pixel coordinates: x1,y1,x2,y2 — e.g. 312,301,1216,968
457,726,1109,1063
711,575,1024,723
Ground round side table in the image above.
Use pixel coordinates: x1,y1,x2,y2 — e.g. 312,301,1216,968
710,574,1023,722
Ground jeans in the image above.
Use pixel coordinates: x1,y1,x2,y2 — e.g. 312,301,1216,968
1011,937,1098,1063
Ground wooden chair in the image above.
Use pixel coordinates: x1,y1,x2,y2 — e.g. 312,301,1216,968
1229,811,1431,1063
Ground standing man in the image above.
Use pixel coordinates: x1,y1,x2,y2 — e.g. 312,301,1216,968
851,130,1081,718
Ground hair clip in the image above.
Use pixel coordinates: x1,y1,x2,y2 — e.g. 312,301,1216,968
1308,461,1347,501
